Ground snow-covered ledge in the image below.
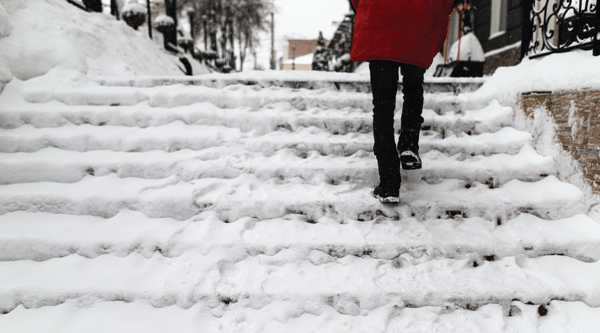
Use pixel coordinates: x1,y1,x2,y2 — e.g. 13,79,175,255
0,3,13,94
92,72,488,95
520,91,600,202
457,50,600,219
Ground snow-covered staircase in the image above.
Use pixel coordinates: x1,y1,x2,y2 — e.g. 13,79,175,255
1,74,600,332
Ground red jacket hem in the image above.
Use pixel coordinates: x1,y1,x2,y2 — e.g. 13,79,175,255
350,56,430,70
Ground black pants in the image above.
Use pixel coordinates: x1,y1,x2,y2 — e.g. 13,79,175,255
370,60,425,187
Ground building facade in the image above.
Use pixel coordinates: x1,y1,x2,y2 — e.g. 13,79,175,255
471,0,523,75
470,0,600,74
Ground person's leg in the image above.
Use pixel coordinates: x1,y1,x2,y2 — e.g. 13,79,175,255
369,60,401,201
398,63,426,170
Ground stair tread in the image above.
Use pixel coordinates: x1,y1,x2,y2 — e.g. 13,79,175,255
0,299,596,333
0,174,585,221
1,251,599,310
0,123,532,156
0,143,554,185
1,211,599,262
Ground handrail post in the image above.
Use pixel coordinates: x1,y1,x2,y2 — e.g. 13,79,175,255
521,0,533,59
146,0,152,39
594,0,600,56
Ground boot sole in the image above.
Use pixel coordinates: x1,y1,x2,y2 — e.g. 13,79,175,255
374,194,400,203
401,162,422,170
400,155,422,170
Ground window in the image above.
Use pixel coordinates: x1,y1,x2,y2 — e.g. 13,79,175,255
490,0,507,38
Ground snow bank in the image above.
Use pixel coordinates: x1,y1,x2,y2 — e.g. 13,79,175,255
469,50,600,219
0,3,11,38
464,50,600,108
0,3,13,92
0,0,188,80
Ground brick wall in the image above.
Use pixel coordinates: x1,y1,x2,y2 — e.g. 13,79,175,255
284,40,327,60
521,90,600,192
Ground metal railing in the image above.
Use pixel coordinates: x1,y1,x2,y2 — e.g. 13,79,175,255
523,0,600,58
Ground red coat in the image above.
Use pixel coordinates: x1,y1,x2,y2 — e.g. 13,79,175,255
350,0,455,69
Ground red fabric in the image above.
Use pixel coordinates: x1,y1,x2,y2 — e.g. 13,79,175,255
350,0,455,69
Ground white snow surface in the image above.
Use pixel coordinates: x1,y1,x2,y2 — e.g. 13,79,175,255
467,49,600,107
122,3,146,15
282,52,313,66
154,14,174,26
447,32,485,63
0,0,187,80
0,2,12,38
2,41,600,331
0,2,13,91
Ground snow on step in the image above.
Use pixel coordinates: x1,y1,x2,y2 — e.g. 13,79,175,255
91,72,486,91
0,174,585,221
1,299,598,333
1,250,600,312
2,211,599,262
190,174,584,221
0,122,242,153
0,100,370,135
20,81,474,114
0,144,554,185
0,123,533,158
22,83,374,110
1,97,513,136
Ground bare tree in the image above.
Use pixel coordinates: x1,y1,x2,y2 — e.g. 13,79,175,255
179,0,272,71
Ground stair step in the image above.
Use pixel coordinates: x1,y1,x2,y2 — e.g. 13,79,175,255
1,251,599,313
19,81,477,114
0,101,512,137
0,124,532,156
0,299,596,333
0,174,585,221
0,144,555,185
1,211,598,262
92,73,486,93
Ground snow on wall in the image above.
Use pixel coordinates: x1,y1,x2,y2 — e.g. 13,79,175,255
0,2,13,92
0,0,186,80
0,3,12,38
514,102,600,220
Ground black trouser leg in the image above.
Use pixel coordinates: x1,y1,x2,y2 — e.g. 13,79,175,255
369,61,400,188
398,63,425,152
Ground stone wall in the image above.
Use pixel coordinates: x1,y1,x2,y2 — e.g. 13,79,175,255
521,90,600,192
484,46,521,75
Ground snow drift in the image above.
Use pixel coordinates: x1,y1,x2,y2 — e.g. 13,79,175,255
0,0,194,81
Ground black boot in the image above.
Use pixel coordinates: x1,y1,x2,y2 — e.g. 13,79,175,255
398,128,422,170
373,184,400,203
373,154,400,202
398,63,425,170
370,61,402,203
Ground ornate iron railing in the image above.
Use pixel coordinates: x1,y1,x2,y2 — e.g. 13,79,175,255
524,0,600,58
